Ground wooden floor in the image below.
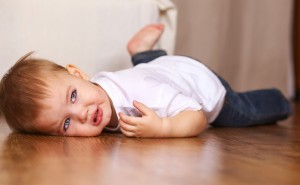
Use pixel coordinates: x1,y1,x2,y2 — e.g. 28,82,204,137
0,103,299,185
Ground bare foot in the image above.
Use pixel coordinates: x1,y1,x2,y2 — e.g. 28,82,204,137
127,24,164,56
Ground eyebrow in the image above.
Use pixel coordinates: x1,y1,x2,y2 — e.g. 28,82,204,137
53,105,66,135
55,123,63,135
66,85,71,104
55,112,66,135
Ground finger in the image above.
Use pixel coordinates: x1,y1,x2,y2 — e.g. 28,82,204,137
120,127,136,137
119,112,141,126
132,100,152,116
119,120,137,132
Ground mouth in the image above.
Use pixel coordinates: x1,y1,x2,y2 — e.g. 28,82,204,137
92,107,103,126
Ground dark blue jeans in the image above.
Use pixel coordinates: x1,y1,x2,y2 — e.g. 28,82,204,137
131,50,292,126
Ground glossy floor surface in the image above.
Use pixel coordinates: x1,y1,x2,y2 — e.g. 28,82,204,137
0,103,299,185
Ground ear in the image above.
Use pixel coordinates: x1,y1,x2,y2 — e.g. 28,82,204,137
66,64,90,80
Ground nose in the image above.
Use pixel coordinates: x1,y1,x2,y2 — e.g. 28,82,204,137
73,106,88,123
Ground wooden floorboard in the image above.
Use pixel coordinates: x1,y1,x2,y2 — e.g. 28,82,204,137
0,103,299,185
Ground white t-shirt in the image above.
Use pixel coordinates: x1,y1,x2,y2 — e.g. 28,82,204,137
91,56,226,128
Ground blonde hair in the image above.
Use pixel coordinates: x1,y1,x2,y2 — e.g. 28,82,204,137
0,52,68,133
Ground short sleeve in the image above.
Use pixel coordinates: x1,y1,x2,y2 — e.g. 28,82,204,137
166,93,202,117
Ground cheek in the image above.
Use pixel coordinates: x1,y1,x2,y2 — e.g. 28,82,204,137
97,90,109,103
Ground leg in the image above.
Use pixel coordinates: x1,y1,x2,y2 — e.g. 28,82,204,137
212,77,292,127
127,24,167,66
131,50,167,66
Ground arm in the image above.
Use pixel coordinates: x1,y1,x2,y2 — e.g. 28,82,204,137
119,101,207,138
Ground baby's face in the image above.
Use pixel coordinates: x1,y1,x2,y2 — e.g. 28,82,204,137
35,71,113,136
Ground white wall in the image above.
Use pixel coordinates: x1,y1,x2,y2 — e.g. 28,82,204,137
0,0,176,78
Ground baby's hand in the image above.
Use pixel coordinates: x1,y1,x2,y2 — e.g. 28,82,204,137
119,101,164,138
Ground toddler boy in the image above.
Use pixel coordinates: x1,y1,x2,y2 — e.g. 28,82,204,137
0,24,292,137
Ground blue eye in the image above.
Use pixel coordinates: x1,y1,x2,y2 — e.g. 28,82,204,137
71,89,77,103
64,118,70,131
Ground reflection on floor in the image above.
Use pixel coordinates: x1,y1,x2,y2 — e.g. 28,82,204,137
0,103,299,185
